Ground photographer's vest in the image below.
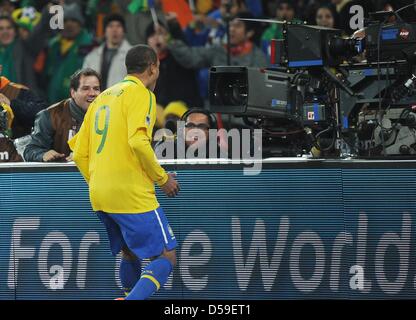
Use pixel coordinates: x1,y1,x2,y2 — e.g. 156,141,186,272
47,100,82,156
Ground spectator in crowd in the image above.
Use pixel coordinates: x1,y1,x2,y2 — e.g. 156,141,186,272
44,3,94,103
0,15,40,90
0,0,18,16
146,21,203,109
83,13,132,89
315,4,337,28
262,0,302,41
24,68,101,162
165,12,268,71
116,0,166,45
11,5,41,40
0,69,47,138
185,0,248,47
0,100,23,162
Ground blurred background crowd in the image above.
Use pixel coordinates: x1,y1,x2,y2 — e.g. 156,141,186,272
0,0,415,162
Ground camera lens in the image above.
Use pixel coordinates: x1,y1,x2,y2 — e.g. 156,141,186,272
214,74,248,107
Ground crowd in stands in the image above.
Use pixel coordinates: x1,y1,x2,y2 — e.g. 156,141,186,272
0,0,414,162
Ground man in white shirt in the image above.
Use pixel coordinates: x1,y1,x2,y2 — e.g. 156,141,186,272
83,14,132,89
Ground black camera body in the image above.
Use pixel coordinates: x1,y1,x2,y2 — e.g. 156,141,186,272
209,66,294,118
272,24,362,68
365,22,416,63
209,16,416,158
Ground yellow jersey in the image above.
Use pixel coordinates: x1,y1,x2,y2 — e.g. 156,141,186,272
69,75,168,213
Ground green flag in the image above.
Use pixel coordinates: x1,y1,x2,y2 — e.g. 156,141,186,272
127,0,148,14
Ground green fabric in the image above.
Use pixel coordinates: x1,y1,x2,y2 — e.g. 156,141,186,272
20,0,34,7
0,41,17,82
261,19,303,41
86,0,100,15
128,0,148,14
46,30,93,103
86,0,114,16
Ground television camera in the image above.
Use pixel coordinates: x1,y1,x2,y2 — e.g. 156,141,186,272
208,10,416,158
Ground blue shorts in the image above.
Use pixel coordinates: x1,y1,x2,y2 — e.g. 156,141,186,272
96,207,177,260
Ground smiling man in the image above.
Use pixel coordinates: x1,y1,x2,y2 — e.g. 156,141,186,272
23,68,101,162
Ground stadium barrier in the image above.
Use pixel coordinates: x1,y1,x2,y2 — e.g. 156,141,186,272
0,159,415,299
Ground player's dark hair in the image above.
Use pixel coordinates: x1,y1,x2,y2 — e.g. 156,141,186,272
70,68,101,91
125,44,158,74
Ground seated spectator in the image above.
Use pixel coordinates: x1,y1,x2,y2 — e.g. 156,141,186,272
0,69,47,138
0,101,22,162
44,3,94,103
165,12,268,69
146,21,203,109
24,68,101,162
83,13,132,89
315,5,338,29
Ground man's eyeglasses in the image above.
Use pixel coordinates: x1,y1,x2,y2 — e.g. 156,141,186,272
185,122,210,130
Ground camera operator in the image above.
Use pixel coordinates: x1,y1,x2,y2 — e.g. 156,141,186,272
155,109,229,160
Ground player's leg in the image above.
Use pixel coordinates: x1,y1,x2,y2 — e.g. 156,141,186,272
96,212,142,297
119,247,142,296
119,207,177,300
125,248,176,300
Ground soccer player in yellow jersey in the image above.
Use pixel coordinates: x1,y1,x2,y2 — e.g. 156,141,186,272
69,45,180,300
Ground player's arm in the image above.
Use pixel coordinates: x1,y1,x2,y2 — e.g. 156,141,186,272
128,128,168,186
69,114,91,184
126,89,179,196
129,128,179,197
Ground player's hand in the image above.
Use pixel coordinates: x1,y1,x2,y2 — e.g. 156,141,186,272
161,173,180,198
43,150,66,162
66,153,73,162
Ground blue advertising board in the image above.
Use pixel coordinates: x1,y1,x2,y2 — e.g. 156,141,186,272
0,161,415,299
